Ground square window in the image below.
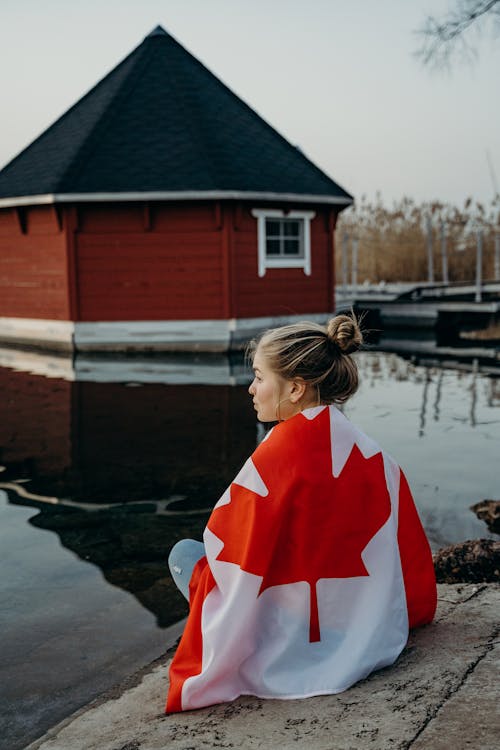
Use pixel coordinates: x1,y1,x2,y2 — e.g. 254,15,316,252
264,219,303,258
252,209,315,277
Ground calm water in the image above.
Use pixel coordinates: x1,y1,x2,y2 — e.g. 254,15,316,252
0,347,498,749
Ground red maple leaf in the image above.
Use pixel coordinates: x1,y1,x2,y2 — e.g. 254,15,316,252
208,408,391,642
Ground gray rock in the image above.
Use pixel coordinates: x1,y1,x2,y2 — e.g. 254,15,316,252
470,499,500,534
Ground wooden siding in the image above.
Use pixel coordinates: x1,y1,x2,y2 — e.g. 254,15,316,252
76,203,225,321
228,205,336,318
0,206,70,320
0,200,338,329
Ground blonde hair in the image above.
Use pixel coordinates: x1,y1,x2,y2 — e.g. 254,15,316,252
248,314,363,404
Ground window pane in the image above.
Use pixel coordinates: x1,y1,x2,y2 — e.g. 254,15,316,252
266,220,281,236
284,221,300,237
266,239,281,255
284,239,300,255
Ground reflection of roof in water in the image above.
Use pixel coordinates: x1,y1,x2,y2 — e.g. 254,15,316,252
0,481,211,515
2,487,205,628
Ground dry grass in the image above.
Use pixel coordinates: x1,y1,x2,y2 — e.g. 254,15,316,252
461,323,500,341
335,195,500,283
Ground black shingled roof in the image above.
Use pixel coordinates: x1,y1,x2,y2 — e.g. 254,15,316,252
0,26,353,205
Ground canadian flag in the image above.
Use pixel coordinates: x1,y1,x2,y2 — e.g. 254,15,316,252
166,405,436,712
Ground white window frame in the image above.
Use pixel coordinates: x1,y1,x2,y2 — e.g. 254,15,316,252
251,209,315,277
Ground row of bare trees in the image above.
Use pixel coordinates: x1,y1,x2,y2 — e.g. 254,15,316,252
335,195,500,284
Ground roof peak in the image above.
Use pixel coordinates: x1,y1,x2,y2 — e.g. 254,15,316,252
145,25,169,39
0,23,352,204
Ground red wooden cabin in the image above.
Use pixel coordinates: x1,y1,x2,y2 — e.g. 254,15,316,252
0,26,352,352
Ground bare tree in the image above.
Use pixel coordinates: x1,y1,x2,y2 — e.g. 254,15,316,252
415,0,500,69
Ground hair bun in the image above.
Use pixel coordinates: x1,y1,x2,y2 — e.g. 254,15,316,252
326,314,363,354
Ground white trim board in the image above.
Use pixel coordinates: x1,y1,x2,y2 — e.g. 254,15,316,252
0,314,332,352
0,191,353,209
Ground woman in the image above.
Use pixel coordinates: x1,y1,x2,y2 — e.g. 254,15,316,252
165,314,436,713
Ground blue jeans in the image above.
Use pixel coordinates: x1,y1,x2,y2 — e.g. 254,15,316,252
168,539,206,601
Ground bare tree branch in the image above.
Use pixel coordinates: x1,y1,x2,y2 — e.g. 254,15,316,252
414,0,500,70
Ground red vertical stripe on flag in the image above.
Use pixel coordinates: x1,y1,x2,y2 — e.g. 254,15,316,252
397,471,437,628
166,556,216,712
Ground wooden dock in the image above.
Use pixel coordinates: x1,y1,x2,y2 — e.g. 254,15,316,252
336,281,500,336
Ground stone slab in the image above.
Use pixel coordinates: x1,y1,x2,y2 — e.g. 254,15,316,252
25,584,500,750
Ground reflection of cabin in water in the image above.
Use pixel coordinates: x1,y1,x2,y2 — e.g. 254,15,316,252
0,362,256,503
0,26,352,352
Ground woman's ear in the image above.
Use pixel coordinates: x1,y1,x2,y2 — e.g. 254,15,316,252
289,379,307,404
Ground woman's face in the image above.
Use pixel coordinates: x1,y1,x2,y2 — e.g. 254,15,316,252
248,347,284,422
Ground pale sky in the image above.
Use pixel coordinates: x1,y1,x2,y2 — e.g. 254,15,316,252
1,0,499,206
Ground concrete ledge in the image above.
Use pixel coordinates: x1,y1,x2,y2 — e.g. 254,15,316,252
25,584,499,750
0,314,332,353
0,317,74,352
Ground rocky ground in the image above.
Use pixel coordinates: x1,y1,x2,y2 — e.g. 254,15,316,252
433,538,500,583
433,500,500,584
